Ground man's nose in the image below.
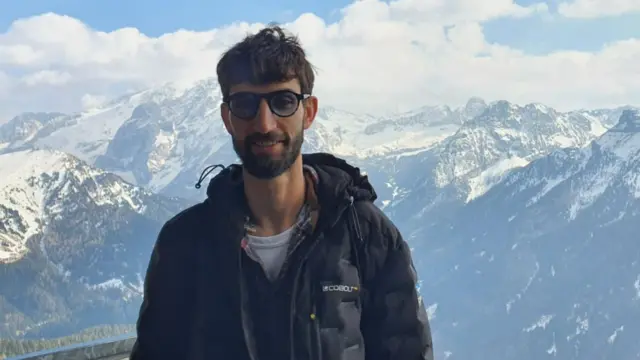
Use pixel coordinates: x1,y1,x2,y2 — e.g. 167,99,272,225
253,99,278,133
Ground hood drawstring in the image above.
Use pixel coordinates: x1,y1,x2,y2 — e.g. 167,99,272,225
347,195,366,309
195,164,226,189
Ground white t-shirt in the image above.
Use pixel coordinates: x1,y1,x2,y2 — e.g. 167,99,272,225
246,227,294,281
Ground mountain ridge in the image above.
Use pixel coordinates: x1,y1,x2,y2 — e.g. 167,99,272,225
0,147,188,339
2,78,640,359
403,109,640,359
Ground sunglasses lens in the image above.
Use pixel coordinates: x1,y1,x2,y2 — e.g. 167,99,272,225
229,93,259,119
228,91,302,119
270,92,299,117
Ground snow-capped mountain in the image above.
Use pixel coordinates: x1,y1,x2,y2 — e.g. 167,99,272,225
2,76,639,360
1,77,628,207
0,148,188,338
351,97,488,155
582,106,637,128
384,100,616,233
0,112,66,151
0,78,485,201
411,110,640,360
439,101,609,198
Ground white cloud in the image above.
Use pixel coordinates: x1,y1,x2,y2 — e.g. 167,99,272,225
0,0,638,123
22,70,72,86
80,94,108,110
558,0,640,18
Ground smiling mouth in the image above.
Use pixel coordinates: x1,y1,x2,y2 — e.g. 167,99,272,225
252,140,284,147
255,140,278,146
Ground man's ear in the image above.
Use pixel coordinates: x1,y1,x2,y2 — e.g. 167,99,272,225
220,103,233,135
302,96,318,130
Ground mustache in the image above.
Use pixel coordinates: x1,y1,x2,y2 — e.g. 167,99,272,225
245,132,288,144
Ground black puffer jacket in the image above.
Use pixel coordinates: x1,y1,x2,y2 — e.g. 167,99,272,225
130,153,433,360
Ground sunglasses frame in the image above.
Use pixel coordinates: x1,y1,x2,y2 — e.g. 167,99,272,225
223,89,310,120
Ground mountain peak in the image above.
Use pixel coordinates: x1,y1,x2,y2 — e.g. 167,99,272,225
431,100,610,199
465,96,486,108
461,97,487,118
0,148,175,264
610,109,640,132
0,112,67,144
592,109,640,163
131,102,162,120
0,149,73,262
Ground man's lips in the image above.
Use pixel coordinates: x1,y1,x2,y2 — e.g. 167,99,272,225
251,140,284,153
252,140,282,147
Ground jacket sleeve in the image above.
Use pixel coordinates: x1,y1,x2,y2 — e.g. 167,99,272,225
360,204,434,360
129,219,196,360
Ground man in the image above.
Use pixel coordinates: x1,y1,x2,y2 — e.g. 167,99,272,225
130,25,433,360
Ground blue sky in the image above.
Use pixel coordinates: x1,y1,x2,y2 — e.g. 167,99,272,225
0,0,353,35
1,0,639,54
484,0,640,53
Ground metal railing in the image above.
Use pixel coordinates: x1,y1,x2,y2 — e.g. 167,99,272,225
7,334,136,360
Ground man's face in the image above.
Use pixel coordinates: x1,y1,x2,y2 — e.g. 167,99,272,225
221,78,318,179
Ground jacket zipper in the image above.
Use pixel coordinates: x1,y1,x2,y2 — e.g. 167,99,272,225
289,197,353,360
310,302,321,360
238,246,259,360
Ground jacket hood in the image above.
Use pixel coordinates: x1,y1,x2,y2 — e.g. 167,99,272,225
202,152,377,204
301,153,377,203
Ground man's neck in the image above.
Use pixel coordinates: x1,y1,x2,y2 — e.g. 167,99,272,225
243,158,306,236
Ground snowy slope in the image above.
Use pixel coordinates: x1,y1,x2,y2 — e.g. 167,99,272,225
34,80,207,163
0,148,187,338
409,109,640,360
315,98,486,157
0,112,66,147
0,78,482,200
384,100,615,232
0,148,185,263
437,101,608,197
1,81,639,357
505,108,640,219
2,75,627,204
0,149,71,262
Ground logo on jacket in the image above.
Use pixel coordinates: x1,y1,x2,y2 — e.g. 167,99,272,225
322,284,359,292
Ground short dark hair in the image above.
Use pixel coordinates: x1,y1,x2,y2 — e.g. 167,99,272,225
216,24,316,100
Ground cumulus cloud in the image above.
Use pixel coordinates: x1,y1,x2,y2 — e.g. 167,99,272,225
22,70,72,86
0,0,638,122
558,0,640,18
80,94,108,110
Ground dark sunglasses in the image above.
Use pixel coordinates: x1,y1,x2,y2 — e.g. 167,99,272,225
224,90,310,120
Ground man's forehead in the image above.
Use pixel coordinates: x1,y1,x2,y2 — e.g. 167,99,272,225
229,78,302,94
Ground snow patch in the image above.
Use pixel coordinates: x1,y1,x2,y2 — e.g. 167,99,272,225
523,314,554,332
0,148,154,263
467,156,529,201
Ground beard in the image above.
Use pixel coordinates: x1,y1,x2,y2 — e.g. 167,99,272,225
232,128,303,179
